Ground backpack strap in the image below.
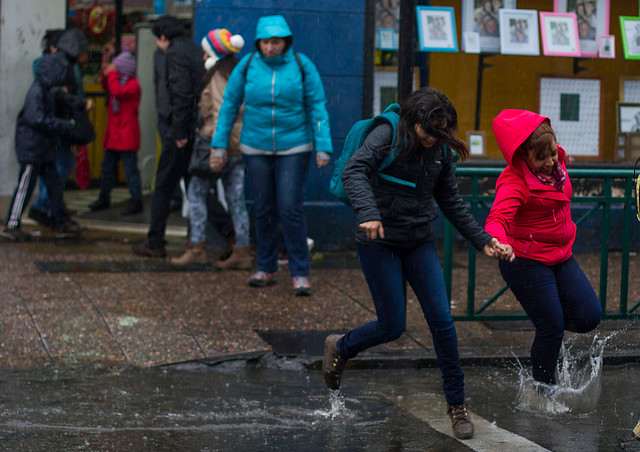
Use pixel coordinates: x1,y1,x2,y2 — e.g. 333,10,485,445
242,52,256,79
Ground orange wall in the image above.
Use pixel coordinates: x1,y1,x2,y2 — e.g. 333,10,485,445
429,0,640,161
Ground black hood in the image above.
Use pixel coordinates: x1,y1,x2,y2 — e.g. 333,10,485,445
56,29,88,59
36,54,69,89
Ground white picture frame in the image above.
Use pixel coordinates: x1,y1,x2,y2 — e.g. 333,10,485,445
539,12,581,57
538,75,602,159
554,0,610,57
373,67,419,116
599,34,615,58
617,102,640,133
461,0,517,53
463,31,481,53
498,9,540,56
377,28,397,50
416,6,458,53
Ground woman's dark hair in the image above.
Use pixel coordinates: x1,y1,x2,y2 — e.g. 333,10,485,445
200,55,240,93
152,15,185,41
398,87,470,161
516,121,556,159
254,36,293,53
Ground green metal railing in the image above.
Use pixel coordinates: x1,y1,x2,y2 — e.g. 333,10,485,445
443,167,639,321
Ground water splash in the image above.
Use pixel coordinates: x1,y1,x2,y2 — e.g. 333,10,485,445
515,333,612,415
313,391,354,420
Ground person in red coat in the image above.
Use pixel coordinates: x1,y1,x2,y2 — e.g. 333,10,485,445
485,109,601,388
89,48,143,216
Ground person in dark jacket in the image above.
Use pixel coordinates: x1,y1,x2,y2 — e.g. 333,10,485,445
322,88,510,440
1,54,85,241
133,15,205,257
29,28,91,227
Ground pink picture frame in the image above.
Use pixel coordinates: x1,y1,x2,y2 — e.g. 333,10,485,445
539,12,581,57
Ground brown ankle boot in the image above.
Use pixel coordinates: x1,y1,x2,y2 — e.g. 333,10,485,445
448,403,474,439
170,242,207,266
215,246,253,270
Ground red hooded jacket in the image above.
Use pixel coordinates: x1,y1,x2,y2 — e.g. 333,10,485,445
485,109,575,265
101,70,141,151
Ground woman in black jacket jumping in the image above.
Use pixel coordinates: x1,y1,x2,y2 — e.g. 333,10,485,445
322,87,510,440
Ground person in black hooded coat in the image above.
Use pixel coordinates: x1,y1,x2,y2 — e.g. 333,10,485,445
1,54,85,242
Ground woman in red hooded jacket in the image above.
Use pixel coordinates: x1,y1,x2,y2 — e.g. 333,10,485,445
485,109,601,387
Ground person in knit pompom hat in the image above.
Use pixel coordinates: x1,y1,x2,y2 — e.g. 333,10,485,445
171,28,250,268
89,49,143,216
201,29,245,70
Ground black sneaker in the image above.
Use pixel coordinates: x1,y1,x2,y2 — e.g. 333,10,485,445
132,241,166,258
0,227,31,242
88,196,110,212
54,220,86,238
120,199,143,216
28,206,54,227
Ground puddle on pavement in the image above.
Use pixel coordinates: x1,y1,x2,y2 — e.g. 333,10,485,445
0,355,639,451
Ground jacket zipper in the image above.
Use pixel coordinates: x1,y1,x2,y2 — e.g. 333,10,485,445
271,70,276,151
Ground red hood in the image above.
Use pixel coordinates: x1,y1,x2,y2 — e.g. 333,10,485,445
492,109,550,166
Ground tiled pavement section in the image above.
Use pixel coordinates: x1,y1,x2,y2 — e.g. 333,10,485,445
1,192,640,369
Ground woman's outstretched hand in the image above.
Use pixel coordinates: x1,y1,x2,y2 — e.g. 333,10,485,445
482,238,515,261
359,220,384,240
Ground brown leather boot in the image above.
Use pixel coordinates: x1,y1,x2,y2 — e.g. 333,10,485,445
322,334,347,390
448,404,474,439
170,242,207,266
215,246,253,270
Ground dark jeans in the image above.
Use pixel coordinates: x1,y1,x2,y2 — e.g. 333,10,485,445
32,143,75,213
339,240,465,406
99,150,142,200
6,162,69,229
147,137,194,249
243,152,311,276
499,256,602,384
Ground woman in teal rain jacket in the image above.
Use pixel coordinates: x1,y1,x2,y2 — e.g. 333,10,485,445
211,15,332,296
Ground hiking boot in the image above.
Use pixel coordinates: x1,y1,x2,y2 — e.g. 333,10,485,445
170,242,207,266
28,206,54,227
54,220,86,238
132,241,166,258
0,226,31,242
88,194,110,212
292,276,311,296
248,271,277,287
322,334,347,390
448,404,474,439
215,246,253,270
120,199,143,216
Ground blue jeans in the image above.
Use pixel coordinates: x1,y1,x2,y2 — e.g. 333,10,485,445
33,144,75,213
99,150,142,200
339,240,465,406
499,256,602,384
243,152,311,276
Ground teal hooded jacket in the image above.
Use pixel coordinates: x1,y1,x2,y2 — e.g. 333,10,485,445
211,15,333,155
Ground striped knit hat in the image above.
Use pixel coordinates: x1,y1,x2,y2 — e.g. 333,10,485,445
201,29,244,69
113,50,136,80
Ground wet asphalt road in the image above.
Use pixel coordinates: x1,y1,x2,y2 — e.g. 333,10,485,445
1,359,640,451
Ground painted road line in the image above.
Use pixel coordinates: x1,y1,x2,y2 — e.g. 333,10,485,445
382,391,551,452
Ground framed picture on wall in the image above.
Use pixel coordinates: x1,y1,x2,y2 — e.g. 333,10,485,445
619,16,640,60
538,75,603,159
465,131,487,157
598,35,615,58
461,0,517,53
377,28,398,50
539,12,581,56
373,67,420,116
498,9,540,55
554,0,610,57
619,76,640,102
416,6,458,52
617,102,640,133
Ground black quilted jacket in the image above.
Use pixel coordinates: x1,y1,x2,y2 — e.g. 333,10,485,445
342,123,492,249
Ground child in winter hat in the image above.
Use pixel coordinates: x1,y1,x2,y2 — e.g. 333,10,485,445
201,29,245,70
111,49,136,113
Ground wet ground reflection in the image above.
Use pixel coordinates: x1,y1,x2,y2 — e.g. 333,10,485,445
0,361,639,451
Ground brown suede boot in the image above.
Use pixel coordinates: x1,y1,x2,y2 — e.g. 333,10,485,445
170,242,207,266
215,246,254,270
448,404,474,439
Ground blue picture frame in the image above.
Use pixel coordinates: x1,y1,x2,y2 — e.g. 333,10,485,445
416,6,458,53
